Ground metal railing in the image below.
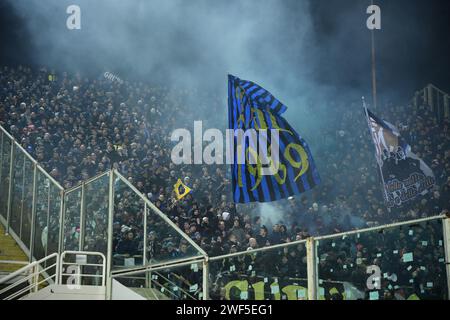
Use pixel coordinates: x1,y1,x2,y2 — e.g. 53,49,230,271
1,123,449,300
0,260,29,268
312,214,450,300
0,124,207,300
0,125,64,266
0,251,107,299
59,251,107,287
152,270,199,300
412,83,450,121
0,252,59,300
205,214,450,300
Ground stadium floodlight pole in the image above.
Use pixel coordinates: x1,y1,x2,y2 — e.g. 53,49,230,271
362,96,390,204
370,0,378,110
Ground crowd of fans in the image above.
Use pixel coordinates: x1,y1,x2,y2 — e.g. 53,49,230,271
207,218,447,300
1,66,449,298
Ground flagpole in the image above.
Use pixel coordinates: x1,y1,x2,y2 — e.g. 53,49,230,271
362,97,389,203
370,0,378,110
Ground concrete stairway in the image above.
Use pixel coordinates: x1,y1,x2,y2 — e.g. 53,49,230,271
0,223,30,298
0,223,28,275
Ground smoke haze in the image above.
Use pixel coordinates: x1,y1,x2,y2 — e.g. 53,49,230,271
1,0,449,231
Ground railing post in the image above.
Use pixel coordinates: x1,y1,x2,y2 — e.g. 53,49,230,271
427,84,434,112
202,257,209,300
18,154,26,238
442,216,450,300
143,203,148,265
146,270,152,289
55,253,60,285
413,91,420,109
444,94,449,119
6,141,14,234
105,170,115,300
306,237,318,300
33,264,39,293
29,164,37,262
58,190,65,255
45,178,51,259
59,252,65,285
79,182,86,251
422,88,427,106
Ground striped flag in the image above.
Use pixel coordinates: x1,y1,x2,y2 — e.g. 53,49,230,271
228,74,320,203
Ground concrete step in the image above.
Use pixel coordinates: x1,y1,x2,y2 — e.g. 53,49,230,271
0,222,29,276
0,241,25,246
0,264,27,272
0,255,28,261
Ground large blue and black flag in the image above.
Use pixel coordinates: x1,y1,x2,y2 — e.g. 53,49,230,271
228,74,320,203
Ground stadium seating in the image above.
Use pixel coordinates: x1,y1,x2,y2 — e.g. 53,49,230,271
0,66,449,300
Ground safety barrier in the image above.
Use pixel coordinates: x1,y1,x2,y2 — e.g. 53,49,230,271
0,124,449,300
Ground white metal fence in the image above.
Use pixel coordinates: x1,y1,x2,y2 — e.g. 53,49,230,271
0,251,107,300
0,124,449,300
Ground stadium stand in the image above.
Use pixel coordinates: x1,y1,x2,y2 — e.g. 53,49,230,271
0,66,449,300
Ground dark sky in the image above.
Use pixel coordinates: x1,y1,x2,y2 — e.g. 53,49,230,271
307,0,450,102
0,1,30,65
0,0,449,104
